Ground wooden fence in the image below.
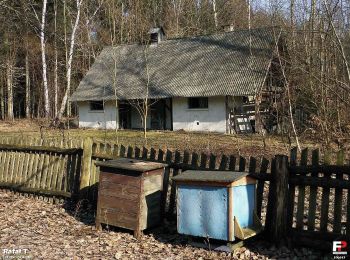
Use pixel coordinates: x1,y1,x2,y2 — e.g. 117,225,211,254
0,144,82,199
81,139,272,221
0,136,349,250
0,136,83,148
267,149,350,250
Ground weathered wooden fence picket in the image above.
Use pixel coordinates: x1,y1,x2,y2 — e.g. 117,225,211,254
0,136,349,250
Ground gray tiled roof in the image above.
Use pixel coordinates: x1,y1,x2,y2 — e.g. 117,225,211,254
70,27,281,101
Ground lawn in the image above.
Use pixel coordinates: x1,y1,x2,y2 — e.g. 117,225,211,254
0,119,320,160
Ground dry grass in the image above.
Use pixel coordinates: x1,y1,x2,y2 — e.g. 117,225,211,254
0,119,322,160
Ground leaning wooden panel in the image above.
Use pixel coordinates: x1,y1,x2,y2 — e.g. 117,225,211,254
12,149,24,184
50,154,61,191
40,153,51,190
45,153,57,191
63,154,70,193
3,150,12,183
18,152,26,185
61,154,69,192
34,153,46,190
13,150,21,184
26,151,37,197
0,151,6,182
67,153,78,193
21,152,31,187
8,150,16,184
55,154,67,192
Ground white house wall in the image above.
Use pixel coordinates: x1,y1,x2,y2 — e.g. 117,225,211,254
78,101,118,129
78,97,234,133
172,96,227,133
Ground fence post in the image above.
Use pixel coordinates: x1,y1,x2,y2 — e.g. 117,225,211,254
266,154,289,246
79,137,93,198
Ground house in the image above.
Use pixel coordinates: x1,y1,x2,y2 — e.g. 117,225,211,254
70,27,286,134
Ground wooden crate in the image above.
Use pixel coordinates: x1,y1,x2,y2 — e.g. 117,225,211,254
95,158,167,238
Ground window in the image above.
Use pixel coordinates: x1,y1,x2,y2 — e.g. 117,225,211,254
90,101,104,111
188,97,208,109
150,33,158,43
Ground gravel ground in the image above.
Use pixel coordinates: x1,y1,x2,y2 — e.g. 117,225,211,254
0,191,331,260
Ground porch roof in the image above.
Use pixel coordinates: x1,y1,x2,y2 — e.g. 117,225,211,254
70,27,281,102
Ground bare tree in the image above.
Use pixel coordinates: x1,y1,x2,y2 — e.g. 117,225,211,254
25,50,30,118
212,0,218,29
53,0,59,118
40,0,50,118
6,56,14,120
324,0,350,86
128,45,158,140
0,70,4,120
57,0,83,120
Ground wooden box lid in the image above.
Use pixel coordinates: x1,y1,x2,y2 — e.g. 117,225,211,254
95,157,167,173
173,170,255,186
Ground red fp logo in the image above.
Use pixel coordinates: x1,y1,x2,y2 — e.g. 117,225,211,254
333,241,347,255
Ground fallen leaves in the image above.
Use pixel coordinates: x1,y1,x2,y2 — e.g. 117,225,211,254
0,191,326,259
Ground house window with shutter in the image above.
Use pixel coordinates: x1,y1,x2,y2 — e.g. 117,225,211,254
89,101,104,111
188,97,208,109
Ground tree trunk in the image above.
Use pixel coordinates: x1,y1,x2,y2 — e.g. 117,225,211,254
54,0,59,118
57,0,82,120
40,0,50,118
247,0,252,54
324,0,350,87
144,102,148,140
290,0,295,52
0,72,4,120
212,0,218,29
25,52,31,118
6,58,14,120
